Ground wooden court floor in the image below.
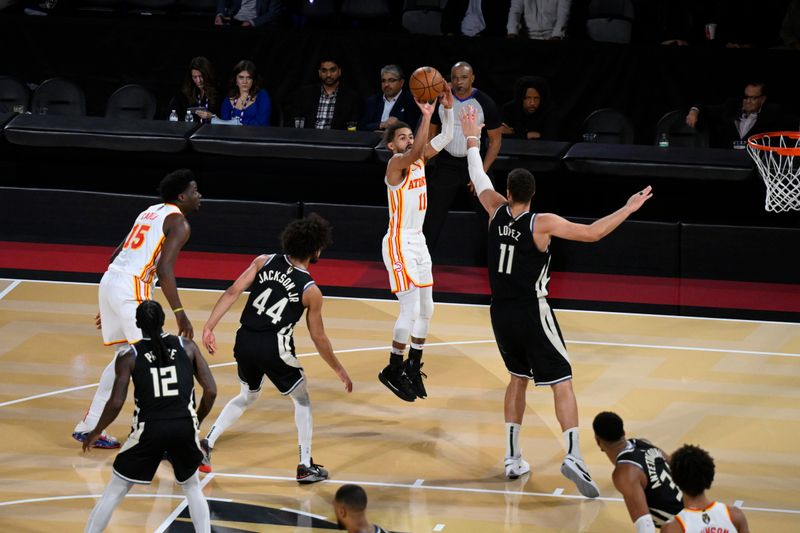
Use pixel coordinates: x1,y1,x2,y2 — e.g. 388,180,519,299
0,278,798,532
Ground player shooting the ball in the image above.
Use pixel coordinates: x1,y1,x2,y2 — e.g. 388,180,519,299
378,71,453,402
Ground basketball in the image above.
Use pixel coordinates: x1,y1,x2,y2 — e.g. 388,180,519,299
409,66,446,102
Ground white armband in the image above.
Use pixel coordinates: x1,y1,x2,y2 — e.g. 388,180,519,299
467,146,493,196
634,514,656,533
429,106,454,153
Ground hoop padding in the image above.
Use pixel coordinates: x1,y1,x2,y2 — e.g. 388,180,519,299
747,132,800,213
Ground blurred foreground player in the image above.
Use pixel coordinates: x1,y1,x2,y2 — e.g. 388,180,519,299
333,484,388,533
83,300,216,533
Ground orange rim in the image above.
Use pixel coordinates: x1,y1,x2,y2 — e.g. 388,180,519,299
747,131,800,156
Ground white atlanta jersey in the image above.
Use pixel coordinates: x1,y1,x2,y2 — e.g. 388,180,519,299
674,502,738,533
108,203,183,287
386,157,427,235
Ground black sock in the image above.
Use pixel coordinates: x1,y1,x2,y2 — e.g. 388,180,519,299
390,352,403,369
408,347,423,368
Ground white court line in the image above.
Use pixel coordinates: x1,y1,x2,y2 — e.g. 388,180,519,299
154,473,215,533
279,507,328,520
3,276,799,326
2,335,799,409
552,488,564,496
413,479,425,487
0,280,21,300
0,493,232,507
433,524,446,531
735,500,744,508
210,472,800,515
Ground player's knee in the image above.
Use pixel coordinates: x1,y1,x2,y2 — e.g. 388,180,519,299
238,383,261,407
289,382,310,407
419,295,434,320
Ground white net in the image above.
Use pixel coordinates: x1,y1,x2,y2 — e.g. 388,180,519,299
747,133,800,213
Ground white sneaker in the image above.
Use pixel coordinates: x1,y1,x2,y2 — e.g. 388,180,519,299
504,456,531,479
560,455,599,498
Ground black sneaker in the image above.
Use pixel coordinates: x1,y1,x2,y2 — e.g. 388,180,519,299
378,364,416,402
404,360,428,399
297,459,328,484
199,438,212,473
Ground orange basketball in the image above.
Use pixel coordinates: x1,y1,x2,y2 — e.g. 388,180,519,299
409,66,446,103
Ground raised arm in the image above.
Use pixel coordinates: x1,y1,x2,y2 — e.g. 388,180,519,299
158,213,193,338
460,106,507,216
613,465,656,532
185,338,217,424
202,254,269,355
535,186,653,243
303,284,352,392
424,83,454,160
83,352,134,452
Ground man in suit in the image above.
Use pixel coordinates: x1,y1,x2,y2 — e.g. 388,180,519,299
360,65,421,132
289,57,360,130
685,81,787,148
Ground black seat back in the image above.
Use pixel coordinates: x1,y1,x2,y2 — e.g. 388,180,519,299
31,78,86,116
0,76,30,113
655,110,709,148
106,84,158,120
582,108,635,144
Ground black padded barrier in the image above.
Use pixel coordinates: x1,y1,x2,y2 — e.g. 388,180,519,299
302,202,386,262
681,224,800,284
190,125,381,162
0,187,298,255
3,114,197,153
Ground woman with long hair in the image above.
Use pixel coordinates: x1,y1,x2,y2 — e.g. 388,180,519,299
170,56,219,123
219,60,272,126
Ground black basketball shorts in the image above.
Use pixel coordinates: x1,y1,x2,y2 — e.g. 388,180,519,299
490,299,573,386
113,417,203,484
233,327,305,395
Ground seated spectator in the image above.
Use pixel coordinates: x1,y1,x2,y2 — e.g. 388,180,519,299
215,0,288,28
289,57,360,130
220,60,271,126
169,57,219,124
685,81,786,149
360,65,421,132
500,75,558,140
332,484,388,533
781,0,800,49
506,0,572,40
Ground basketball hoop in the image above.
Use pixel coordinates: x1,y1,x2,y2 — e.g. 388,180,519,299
747,131,800,213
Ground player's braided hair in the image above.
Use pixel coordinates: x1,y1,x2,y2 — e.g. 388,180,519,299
592,411,625,442
669,444,716,497
281,213,332,261
135,300,169,367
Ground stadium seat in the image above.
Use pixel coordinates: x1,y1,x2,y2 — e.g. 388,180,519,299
178,0,216,15
341,0,390,18
31,78,86,116
586,0,634,44
0,76,30,113
582,108,635,144
106,84,158,120
655,110,709,148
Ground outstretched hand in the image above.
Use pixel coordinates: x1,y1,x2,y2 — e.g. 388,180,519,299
626,186,653,213
439,81,453,109
336,367,353,393
415,98,435,117
459,105,484,138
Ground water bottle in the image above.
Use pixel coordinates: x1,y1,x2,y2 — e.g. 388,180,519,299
168,109,178,122
658,133,670,148
185,110,194,123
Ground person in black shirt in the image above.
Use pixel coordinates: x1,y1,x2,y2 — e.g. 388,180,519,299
500,75,559,141
593,412,683,532
83,300,217,533
459,106,652,495
200,214,352,484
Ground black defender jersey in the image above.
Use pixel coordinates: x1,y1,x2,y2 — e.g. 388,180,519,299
488,205,551,302
616,439,684,526
130,334,196,422
240,255,315,333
